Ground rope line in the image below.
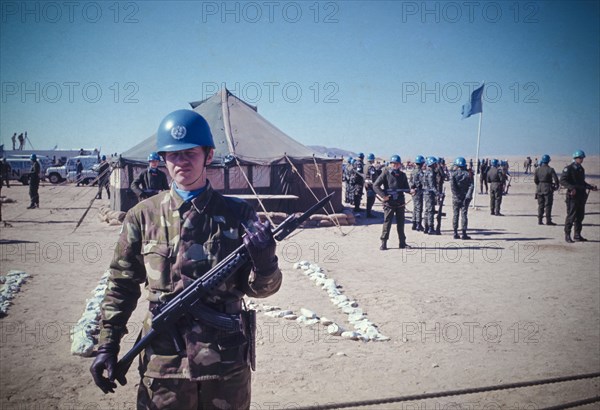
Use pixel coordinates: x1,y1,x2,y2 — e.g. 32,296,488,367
285,372,600,410
311,155,346,234
540,396,600,410
232,157,274,226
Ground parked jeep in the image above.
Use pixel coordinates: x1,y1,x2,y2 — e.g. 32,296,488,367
45,155,99,184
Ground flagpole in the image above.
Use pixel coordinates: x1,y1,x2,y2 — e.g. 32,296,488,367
472,111,483,209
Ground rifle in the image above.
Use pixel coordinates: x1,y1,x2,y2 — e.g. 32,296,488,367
435,188,446,231
503,175,512,194
112,192,334,382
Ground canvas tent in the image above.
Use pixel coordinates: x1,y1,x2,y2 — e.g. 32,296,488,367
110,88,343,214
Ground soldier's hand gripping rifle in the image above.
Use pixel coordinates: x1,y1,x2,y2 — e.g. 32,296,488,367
435,188,446,232
111,192,334,383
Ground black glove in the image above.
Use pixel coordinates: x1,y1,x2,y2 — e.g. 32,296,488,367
90,343,127,394
243,220,278,275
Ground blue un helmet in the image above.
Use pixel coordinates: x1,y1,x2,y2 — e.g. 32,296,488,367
148,152,161,162
573,149,586,159
157,110,215,153
358,152,365,159
367,153,375,161
101,155,106,161
540,154,551,164
30,154,37,161
415,155,425,165
426,156,438,167
454,157,467,168
390,154,401,164
491,158,499,167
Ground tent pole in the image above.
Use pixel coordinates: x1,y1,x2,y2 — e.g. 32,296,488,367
472,111,483,209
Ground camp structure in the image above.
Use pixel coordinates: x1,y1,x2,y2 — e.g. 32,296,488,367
110,88,343,214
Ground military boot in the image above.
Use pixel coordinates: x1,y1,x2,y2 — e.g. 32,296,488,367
573,233,588,242
423,224,429,234
380,240,387,250
428,227,437,235
538,217,543,225
453,231,460,240
411,221,417,230
565,233,575,243
399,241,408,249
461,231,472,240
416,223,424,231
546,218,556,226
434,227,441,235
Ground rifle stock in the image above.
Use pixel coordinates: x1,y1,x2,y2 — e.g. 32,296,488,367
112,192,334,381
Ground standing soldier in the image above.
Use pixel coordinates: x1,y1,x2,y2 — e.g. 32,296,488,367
560,150,598,243
373,154,411,250
433,157,447,235
95,155,111,200
364,153,381,218
534,154,559,225
450,157,474,239
1,158,11,188
130,152,170,202
410,155,425,231
11,133,17,150
27,154,40,209
343,157,354,205
350,153,365,214
487,159,505,216
75,159,84,187
479,159,489,194
422,156,439,235
90,109,282,408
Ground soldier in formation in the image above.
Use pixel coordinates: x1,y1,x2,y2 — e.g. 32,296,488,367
373,154,411,250
130,152,170,202
534,154,559,225
91,109,282,408
364,153,382,218
479,158,489,194
560,150,598,243
350,153,365,213
409,155,425,231
450,157,474,239
487,159,505,216
422,156,439,235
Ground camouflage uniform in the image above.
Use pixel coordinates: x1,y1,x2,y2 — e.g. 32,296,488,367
422,168,438,232
28,160,40,208
534,164,559,224
350,160,365,212
433,166,446,233
373,167,410,247
99,182,282,409
409,165,424,230
486,166,505,215
364,162,382,217
450,168,474,236
560,162,595,240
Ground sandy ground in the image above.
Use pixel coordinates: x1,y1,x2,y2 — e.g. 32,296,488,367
1,156,599,410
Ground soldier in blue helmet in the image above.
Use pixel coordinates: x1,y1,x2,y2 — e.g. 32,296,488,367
26,154,40,209
364,153,382,218
486,158,506,215
560,150,598,242
534,154,559,225
409,155,426,231
95,155,111,200
91,110,281,409
450,157,474,239
373,154,412,249
422,156,439,234
130,152,170,202
350,153,365,214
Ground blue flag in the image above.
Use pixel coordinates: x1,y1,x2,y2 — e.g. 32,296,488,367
461,83,484,119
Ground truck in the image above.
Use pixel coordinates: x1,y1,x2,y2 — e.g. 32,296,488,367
3,156,53,185
45,155,99,184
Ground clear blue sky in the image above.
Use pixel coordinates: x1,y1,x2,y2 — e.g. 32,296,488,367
1,1,599,159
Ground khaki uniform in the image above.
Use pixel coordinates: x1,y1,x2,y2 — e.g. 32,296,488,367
28,160,40,208
373,168,410,245
486,166,505,215
534,164,559,224
450,168,474,234
99,183,282,409
560,162,595,238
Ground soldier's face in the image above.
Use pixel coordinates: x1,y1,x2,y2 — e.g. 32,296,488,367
164,147,214,190
148,160,160,169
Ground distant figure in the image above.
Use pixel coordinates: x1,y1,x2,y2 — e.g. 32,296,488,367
450,157,474,240
524,156,533,174
79,148,85,155
27,154,40,209
487,159,506,216
364,153,382,218
533,158,538,169
409,155,425,231
75,159,84,187
130,152,169,201
534,155,559,226
95,155,111,200
17,133,24,150
24,132,28,148
1,158,11,188
11,133,16,150
479,159,489,194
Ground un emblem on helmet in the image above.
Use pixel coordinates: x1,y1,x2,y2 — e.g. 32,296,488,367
171,125,187,140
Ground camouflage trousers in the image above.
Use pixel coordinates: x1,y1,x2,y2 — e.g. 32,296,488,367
412,192,423,223
537,193,554,221
380,204,406,242
424,193,436,228
137,366,251,410
452,200,469,233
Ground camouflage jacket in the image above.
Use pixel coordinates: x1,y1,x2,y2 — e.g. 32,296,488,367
99,182,282,380
450,168,474,202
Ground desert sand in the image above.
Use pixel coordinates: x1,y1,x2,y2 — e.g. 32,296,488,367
1,156,599,410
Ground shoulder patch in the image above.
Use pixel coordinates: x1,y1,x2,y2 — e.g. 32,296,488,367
563,167,568,173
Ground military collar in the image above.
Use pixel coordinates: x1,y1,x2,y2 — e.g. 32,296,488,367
168,180,214,213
